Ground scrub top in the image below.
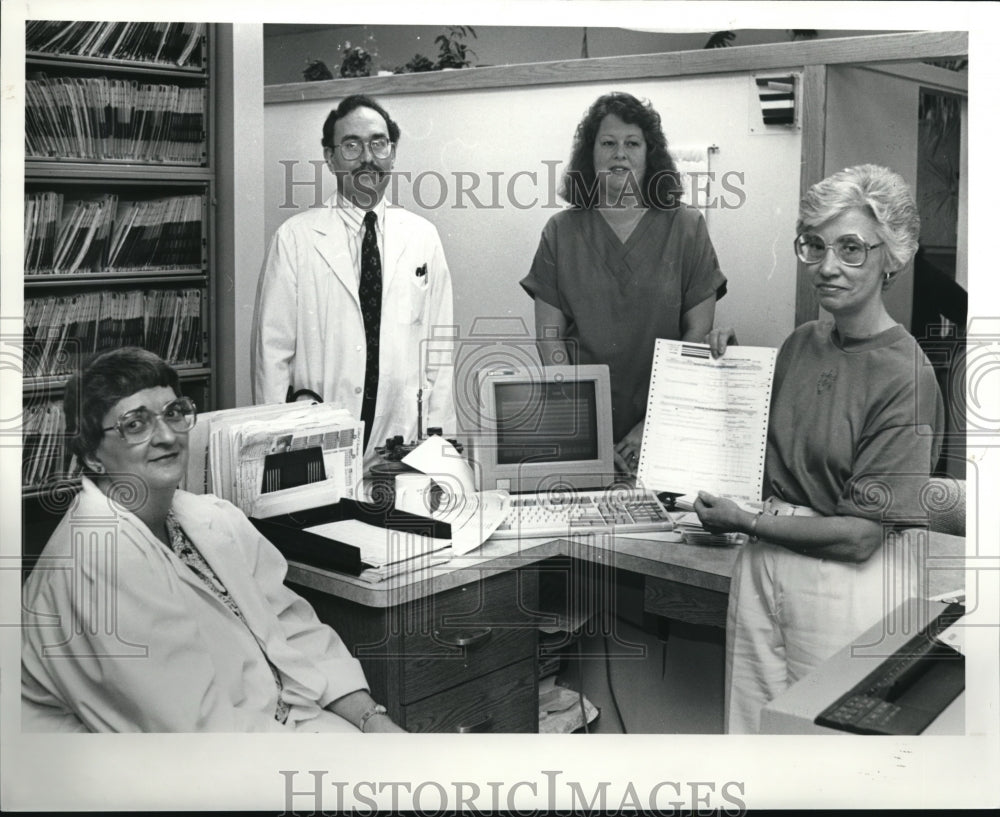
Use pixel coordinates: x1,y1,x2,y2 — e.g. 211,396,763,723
521,205,726,441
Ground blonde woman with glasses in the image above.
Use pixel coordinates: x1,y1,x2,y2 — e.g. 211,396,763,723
695,165,945,733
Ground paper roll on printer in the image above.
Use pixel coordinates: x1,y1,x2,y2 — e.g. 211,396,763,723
401,434,477,495
396,436,511,555
394,473,436,516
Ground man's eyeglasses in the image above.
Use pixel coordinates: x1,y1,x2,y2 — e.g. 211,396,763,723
794,232,884,267
102,396,197,445
333,137,393,161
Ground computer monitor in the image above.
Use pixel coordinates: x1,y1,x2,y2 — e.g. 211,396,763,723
466,364,616,493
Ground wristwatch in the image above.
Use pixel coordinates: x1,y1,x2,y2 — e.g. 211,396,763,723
359,702,388,733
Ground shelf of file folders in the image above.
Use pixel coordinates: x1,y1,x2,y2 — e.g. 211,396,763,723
26,21,206,68
25,72,207,165
24,190,206,277
22,288,207,380
248,447,454,585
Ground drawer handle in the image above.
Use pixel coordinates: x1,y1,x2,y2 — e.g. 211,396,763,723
457,714,493,733
433,627,493,648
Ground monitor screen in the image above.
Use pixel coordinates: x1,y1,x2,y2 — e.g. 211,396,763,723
468,364,615,493
494,380,598,464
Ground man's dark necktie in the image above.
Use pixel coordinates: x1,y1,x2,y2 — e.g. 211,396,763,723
359,210,381,450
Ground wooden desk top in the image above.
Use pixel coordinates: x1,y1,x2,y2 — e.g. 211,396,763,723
285,528,965,610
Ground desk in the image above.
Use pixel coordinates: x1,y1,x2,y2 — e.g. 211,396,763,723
286,530,964,733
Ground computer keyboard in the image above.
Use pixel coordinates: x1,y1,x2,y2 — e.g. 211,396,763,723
490,488,674,540
814,602,965,735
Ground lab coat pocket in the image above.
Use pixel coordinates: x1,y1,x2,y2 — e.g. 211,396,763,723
408,273,429,323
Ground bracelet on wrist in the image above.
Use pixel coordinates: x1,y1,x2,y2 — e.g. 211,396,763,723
359,702,388,733
749,510,765,542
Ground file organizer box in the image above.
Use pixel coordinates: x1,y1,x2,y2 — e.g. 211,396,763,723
250,498,452,576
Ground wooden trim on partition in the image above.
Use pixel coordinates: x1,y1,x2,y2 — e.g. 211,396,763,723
857,61,968,94
264,30,967,104
795,64,828,327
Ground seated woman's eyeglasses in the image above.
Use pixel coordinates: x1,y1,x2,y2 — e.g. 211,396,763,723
335,137,393,161
102,397,198,444
794,233,884,267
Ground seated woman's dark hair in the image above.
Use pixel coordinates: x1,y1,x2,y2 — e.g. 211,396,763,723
560,92,684,209
65,347,181,472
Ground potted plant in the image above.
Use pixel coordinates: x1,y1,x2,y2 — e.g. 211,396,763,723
394,53,436,74
435,25,477,69
302,59,334,82
339,41,373,78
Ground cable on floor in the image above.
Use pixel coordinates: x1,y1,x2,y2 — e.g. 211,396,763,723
575,633,589,733
604,633,628,734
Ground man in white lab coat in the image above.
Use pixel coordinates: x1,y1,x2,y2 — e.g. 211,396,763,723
252,95,455,470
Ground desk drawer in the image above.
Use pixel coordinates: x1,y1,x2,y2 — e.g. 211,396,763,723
402,657,538,733
399,570,538,703
644,576,728,628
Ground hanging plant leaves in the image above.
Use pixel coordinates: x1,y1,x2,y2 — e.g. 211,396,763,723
704,31,736,48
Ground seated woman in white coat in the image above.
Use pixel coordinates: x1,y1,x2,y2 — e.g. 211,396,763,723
21,347,404,733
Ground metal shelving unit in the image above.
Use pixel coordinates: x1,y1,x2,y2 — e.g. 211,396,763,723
22,23,218,553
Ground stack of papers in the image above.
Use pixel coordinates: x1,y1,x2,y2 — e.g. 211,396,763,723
301,484,511,584
301,437,514,584
186,402,363,517
304,519,452,584
671,511,743,547
679,530,742,547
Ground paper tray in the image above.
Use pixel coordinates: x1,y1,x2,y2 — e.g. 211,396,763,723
250,498,452,576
